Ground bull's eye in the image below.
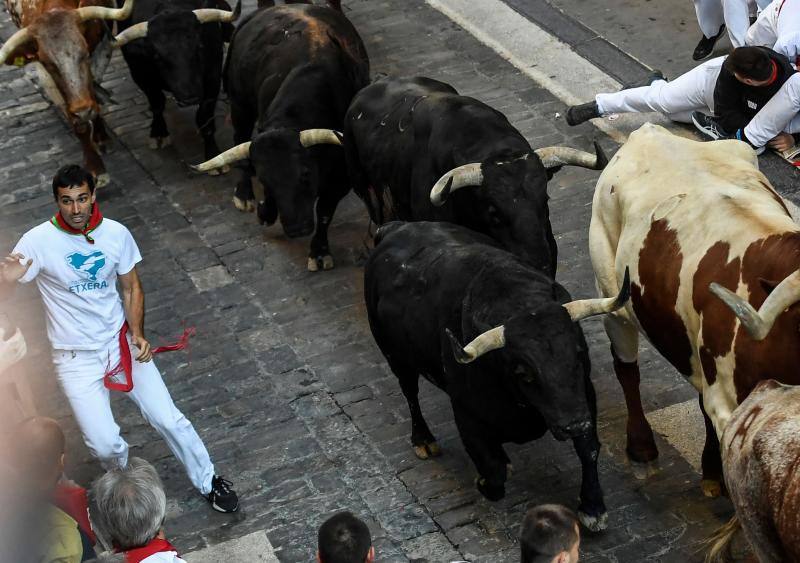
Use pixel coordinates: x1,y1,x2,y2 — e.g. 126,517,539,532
487,205,503,227
514,365,535,383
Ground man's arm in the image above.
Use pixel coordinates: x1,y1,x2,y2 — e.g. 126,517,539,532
118,266,152,362
713,69,752,134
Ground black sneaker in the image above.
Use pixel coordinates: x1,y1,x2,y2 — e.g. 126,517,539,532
692,24,726,61
566,101,600,126
691,111,731,140
206,475,239,513
620,69,665,91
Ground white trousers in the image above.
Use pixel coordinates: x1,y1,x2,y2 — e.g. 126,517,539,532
744,72,800,145
695,0,771,46
746,0,800,62
52,337,214,495
596,57,725,123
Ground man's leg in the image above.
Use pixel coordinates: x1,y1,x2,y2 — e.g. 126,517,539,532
746,0,780,46
594,57,725,122
126,356,215,495
693,0,727,60
722,0,753,47
743,73,800,146
52,349,129,469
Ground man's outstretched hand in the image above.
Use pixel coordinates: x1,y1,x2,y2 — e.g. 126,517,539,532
1,253,32,283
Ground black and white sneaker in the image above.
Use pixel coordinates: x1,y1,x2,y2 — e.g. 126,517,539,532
206,475,239,513
691,111,730,140
692,24,726,61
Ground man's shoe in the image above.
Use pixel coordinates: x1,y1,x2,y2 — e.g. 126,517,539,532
207,475,239,513
566,101,600,126
620,69,665,91
691,111,731,140
692,24,726,61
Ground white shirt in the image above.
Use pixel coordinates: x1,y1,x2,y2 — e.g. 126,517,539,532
141,553,187,562
13,218,141,350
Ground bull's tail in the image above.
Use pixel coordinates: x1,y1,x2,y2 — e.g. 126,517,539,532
704,514,740,563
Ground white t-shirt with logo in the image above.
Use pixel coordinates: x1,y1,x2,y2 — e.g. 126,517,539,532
13,218,142,350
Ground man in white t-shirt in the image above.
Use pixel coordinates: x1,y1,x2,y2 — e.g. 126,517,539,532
0,165,238,513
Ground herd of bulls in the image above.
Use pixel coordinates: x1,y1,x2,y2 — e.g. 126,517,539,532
2,0,799,560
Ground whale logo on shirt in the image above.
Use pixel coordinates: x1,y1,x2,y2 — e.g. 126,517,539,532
66,251,106,281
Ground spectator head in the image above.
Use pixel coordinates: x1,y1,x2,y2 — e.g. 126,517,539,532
726,47,776,85
52,164,96,200
317,511,374,563
11,416,65,495
90,457,166,551
520,504,580,563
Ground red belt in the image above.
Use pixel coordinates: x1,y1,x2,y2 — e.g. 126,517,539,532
103,322,195,392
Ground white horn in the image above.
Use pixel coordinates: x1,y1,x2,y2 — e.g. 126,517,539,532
193,8,237,23
191,142,251,172
534,141,607,170
564,267,631,321
299,129,343,147
710,269,800,340
77,0,135,22
447,326,505,364
429,163,484,206
0,27,33,65
112,22,148,46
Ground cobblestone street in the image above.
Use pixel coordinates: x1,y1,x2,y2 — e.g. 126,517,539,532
1,0,796,561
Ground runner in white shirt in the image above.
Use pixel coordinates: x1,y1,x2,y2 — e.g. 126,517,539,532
0,165,238,513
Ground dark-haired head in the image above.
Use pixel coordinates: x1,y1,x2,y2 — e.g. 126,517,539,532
317,511,374,563
52,164,95,199
520,504,580,563
725,47,775,83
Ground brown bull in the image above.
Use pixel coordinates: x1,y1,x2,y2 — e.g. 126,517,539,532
707,380,800,563
0,0,134,186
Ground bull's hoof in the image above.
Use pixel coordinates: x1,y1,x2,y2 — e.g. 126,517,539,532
627,458,660,480
207,164,230,176
578,510,608,532
413,441,442,460
233,196,255,212
149,135,171,149
307,257,319,272
95,173,110,188
307,255,336,272
475,477,505,501
701,478,724,498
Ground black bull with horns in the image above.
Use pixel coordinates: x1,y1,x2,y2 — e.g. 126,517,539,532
111,0,240,161
365,221,630,531
343,76,607,277
192,4,369,272
0,0,136,187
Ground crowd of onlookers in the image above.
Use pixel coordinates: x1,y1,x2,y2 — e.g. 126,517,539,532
0,415,581,563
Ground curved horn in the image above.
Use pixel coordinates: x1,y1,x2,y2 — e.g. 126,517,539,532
710,269,800,340
193,3,240,24
564,267,631,321
112,22,148,46
430,163,484,206
76,0,134,21
191,142,251,172
447,326,506,365
534,141,607,171
0,27,33,65
299,129,343,147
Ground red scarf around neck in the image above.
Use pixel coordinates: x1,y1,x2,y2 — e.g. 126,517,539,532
119,538,179,563
50,203,103,244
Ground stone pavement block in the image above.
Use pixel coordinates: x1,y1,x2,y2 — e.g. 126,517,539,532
402,532,464,562
189,264,235,292
185,530,279,562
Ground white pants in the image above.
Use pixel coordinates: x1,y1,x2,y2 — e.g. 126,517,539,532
695,0,771,46
52,337,214,495
596,57,725,123
744,72,800,145
747,0,800,62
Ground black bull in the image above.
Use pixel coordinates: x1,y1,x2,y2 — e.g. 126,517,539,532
192,4,369,272
344,76,606,277
364,221,630,531
113,0,239,161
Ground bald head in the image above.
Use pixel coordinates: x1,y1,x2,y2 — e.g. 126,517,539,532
12,417,65,491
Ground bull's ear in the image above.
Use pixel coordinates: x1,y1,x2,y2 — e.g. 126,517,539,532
759,277,779,296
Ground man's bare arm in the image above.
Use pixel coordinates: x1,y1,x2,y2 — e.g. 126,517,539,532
118,266,152,362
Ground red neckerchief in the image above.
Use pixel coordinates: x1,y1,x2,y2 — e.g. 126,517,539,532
118,538,179,563
52,483,96,545
765,59,779,86
104,322,196,392
50,203,103,244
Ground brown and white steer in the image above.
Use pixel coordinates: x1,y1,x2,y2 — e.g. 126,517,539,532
0,0,134,186
588,123,800,497
707,379,800,562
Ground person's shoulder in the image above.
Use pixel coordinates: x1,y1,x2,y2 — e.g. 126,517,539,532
101,218,136,238
20,220,56,243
